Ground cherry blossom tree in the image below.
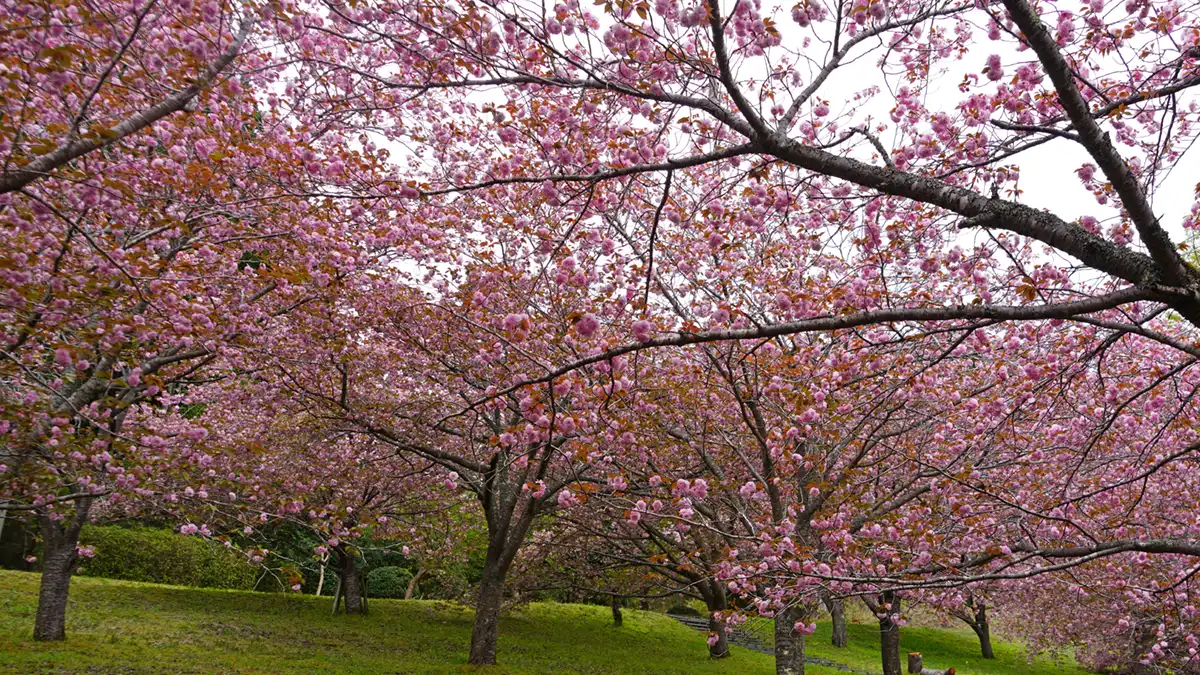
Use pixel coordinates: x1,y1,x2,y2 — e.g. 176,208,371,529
540,455,744,659
0,0,389,640
747,326,1200,672
270,1,1200,665
289,0,1200,324
233,257,661,664
938,589,1000,659
131,380,473,613
8,0,1200,671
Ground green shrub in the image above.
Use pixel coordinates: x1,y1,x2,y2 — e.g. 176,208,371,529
77,525,256,590
252,571,287,593
366,566,412,599
296,566,340,596
316,571,339,596
422,570,470,601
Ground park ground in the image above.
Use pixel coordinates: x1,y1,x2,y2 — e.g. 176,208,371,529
0,570,1090,674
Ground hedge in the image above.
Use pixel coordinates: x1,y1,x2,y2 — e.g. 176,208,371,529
77,525,257,590
365,566,412,599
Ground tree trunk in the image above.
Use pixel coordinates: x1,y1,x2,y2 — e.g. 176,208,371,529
361,572,368,615
0,509,34,570
1128,619,1159,675
336,547,365,614
774,604,806,675
612,596,623,627
315,552,328,597
877,591,903,675
908,653,923,674
33,499,91,642
698,581,731,659
468,556,508,665
34,532,77,641
404,567,427,600
466,464,540,666
972,603,995,659
824,595,848,648
708,613,730,659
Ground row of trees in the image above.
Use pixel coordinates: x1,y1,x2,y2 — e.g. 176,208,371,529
3,0,1200,673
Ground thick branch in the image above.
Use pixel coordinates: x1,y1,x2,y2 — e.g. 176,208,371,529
704,0,769,137
1001,0,1195,288
766,135,1161,290
0,16,255,194
476,287,1154,404
419,144,753,197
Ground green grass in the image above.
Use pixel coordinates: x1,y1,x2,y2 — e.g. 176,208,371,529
0,570,1089,674
0,571,782,674
802,620,1091,675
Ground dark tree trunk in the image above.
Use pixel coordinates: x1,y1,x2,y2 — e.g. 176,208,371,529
955,596,995,660
33,498,91,641
468,554,508,665
1128,621,1158,675
707,613,730,659
774,604,806,675
698,580,731,659
824,595,848,648
972,603,995,659
0,506,35,570
877,591,903,675
465,452,541,666
34,534,77,641
611,596,623,627
336,547,365,614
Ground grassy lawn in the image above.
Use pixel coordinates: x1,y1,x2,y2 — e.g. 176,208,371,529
0,571,781,674
803,620,1090,675
0,570,1088,674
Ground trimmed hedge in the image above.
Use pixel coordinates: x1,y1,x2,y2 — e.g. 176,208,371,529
77,525,256,590
366,566,412,599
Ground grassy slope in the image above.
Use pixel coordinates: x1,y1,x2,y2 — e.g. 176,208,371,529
0,570,1087,674
0,571,780,674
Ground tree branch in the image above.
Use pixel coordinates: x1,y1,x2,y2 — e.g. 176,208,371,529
1001,0,1195,289
473,287,1155,406
0,14,255,194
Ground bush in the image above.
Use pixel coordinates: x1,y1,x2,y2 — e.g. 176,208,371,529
666,604,702,617
77,525,256,590
366,566,412,599
422,570,470,601
317,571,339,596
253,571,288,593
